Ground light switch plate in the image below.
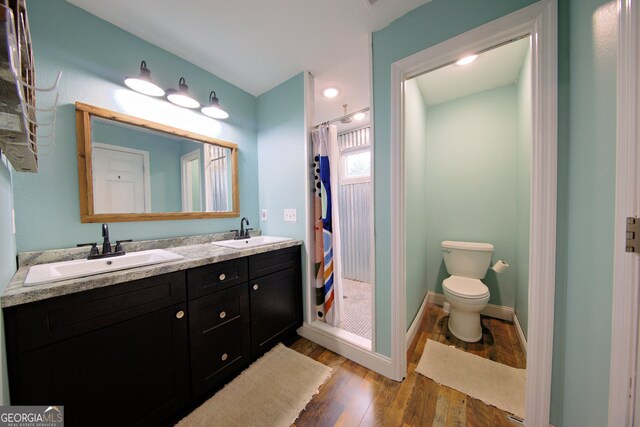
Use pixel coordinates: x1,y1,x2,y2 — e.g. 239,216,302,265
260,209,267,221
284,208,297,222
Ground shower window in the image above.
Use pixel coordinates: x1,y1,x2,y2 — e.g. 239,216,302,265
342,148,371,184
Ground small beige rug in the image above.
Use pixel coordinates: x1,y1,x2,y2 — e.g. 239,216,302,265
176,343,332,427
415,339,526,418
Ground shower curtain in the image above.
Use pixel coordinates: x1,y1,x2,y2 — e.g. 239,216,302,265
312,125,342,327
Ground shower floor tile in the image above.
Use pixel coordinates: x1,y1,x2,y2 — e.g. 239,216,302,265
339,279,372,340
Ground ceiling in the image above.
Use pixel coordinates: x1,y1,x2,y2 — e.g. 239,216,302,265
66,0,430,125
414,37,530,107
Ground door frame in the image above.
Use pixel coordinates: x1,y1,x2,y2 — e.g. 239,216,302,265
389,1,557,424
608,0,639,425
180,149,202,212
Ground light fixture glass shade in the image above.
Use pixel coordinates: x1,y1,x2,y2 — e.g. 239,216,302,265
201,91,229,119
124,61,165,97
352,112,366,120
166,77,200,109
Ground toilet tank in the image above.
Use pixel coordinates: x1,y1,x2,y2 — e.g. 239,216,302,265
441,240,494,279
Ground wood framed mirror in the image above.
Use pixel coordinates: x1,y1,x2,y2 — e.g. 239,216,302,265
76,102,239,223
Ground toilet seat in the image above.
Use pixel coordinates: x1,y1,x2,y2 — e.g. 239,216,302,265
443,276,489,299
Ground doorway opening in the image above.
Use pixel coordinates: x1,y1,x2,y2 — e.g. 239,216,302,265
403,35,531,419
389,1,557,422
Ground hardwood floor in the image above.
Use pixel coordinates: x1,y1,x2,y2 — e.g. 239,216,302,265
290,303,526,426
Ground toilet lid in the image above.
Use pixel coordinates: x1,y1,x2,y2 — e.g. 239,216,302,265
443,276,489,299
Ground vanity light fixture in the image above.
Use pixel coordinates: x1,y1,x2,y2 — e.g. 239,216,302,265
201,91,229,119
166,77,201,109
124,61,165,97
456,55,478,66
124,62,230,119
352,112,366,120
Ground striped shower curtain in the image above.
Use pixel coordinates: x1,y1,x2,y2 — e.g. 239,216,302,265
312,125,340,326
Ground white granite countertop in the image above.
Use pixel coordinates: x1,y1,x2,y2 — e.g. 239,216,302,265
2,239,303,308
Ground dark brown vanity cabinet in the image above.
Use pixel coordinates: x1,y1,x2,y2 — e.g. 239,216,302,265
3,271,189,427
187,260,251,398
249,246,302,358
3,245,303,427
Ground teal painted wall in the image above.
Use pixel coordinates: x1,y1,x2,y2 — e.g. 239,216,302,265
0,156,15,404
372,0,537,359
256,72,309,317
13,0,259,251
256,73,306,241
404,79,430,328
557,0,616,424
515,44,532,337
423,85,520,308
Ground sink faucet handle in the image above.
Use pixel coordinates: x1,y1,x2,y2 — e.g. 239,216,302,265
115,239,133,253
230,229,239,238
77,242,99,259
244,228,253,237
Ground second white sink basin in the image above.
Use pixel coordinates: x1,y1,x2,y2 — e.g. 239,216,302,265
211,236,292,249
24,249,185,287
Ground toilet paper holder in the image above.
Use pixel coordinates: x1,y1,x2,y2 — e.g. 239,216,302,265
491,259,509,273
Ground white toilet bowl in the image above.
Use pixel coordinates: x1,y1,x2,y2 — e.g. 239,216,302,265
442,275,490,342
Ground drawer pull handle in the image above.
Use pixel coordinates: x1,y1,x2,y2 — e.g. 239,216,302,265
221,353,228,361
253,283,259,291
219,273,226,281
219,311,226,319
176,310,185,319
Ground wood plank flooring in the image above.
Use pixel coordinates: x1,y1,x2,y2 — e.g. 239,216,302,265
290,303,526,427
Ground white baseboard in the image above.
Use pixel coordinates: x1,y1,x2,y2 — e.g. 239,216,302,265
427,291,514,321
297,321,394,379
513,312,528,356
405,292,429,349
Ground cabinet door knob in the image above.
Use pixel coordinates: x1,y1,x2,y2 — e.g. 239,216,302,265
176,310,185,319
219,273,226,281
221,353,228,361
219,311,226,319
252,283,259,291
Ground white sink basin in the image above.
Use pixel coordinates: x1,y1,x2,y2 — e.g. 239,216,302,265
24,249,185,287
211,236,293,249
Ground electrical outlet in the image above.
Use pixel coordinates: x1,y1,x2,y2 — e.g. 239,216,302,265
284,208,297,222
260,209,267,221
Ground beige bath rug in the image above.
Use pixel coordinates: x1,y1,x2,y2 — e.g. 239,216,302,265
176,343,333,427
415,339,526,418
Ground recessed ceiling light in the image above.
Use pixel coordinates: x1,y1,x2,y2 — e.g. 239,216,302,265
456,55,478,66
353,112,366,120
323,87,340,98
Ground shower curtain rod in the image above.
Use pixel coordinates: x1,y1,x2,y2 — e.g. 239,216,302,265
313,107,370,129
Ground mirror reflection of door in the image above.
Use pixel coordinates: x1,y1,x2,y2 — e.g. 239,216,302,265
92,143,151,214
181,149,202,212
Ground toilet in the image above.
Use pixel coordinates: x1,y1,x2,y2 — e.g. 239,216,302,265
441,240,493,342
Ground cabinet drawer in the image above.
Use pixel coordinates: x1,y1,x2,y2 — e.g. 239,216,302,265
190,318,250,398
187,257,248,299
188,283,249,345
5,271,186,353
249,246,300,279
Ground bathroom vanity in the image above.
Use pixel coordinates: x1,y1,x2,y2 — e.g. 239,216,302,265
2,240,302,427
